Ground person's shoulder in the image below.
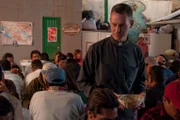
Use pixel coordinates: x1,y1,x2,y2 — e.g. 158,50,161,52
91,37,110,48
140,104,162,120
31,91,47,99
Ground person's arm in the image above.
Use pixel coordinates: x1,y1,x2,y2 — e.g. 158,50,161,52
77,45,96,97
132,48,146,94
5,80,19,99
21,81,37,109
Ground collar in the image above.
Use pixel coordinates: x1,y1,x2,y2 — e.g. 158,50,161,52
48,86,65,91
158,103,172,119
109,35,128,46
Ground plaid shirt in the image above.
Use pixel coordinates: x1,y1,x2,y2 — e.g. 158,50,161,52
140,103,173,120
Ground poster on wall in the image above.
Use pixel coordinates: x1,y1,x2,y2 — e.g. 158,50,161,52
48,27,57,42
0,21,33,45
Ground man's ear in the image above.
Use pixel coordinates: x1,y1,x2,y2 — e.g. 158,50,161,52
88,111,95,119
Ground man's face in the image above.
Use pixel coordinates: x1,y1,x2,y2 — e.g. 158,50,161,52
32,54,41,61
110,12,133,42
58,60,67,69
156,56,166,66
88,108,118,120
163,96,180,119
7,57,14,67
76,53,82,60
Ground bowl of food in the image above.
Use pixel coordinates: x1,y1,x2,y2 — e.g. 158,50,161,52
118,94,145,108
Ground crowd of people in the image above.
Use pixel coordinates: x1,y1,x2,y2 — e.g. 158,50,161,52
0,3,180,120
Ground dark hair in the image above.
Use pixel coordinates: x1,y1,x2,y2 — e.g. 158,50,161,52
11,65,20,69
0,60,11,70
58,54,67,62
31,59,42,69
0,96,14,117
2,53,14,60
111,3,133,19
149,66,165,84
74,49,81,57
41,53,50,61
30,50,41,59
169,60,180,73
55,52,63,56
87,88,119,115
66,53,74,60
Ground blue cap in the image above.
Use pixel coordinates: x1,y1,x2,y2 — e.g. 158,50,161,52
42,67,66,85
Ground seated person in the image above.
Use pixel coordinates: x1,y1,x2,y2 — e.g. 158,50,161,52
0,60,23,99
141,80,180,120
139,66,165,118
66,53,74,60
74,49,83,66
77,87,119,120
0,67,19,99
11,65,24,80
2,52,15,68
25,50,41,76
58,54,67,69
169,60,180,74
1,92,24,120
53,52,62,65
0,95,14,120
65,58,80,92
22,62,57,109
25,59,42,87
29,67,85,120
156,55,174,80
145,66,165,108
166,60,180,85
41,52,50,63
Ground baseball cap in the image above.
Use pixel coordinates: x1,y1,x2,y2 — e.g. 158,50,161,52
42,62,57,71
164,80,180,110
42,67,65,85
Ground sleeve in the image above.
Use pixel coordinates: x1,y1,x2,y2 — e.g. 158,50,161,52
132,47,146,94
7,80,19,99
14,99,24,120
140,112,154,120
21,81,37,109
77,45,96,97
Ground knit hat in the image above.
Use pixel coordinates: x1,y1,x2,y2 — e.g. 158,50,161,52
164,80,180,110
42,67,65,85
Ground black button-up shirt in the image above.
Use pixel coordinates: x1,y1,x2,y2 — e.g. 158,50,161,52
77,36,146,96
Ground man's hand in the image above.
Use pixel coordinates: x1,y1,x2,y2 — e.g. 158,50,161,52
113,92,127,110
0,81,9,92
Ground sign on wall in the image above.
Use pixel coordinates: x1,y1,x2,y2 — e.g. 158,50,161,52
0,21,33,45
48,27,57,42
62,23,80,36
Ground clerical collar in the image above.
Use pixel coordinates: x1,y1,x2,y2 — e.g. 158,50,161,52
110,35,128,46
48,86,65,91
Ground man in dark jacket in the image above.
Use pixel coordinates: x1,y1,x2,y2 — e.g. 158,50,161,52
77,3,146,120
21,62,57,109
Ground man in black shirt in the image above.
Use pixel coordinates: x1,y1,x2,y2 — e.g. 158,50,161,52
77,3,146,120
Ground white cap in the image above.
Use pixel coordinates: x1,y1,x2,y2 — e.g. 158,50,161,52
42,62,57,70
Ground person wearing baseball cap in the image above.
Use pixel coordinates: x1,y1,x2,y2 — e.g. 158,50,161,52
29,67,85,120
141,80,180,120
22,62,57,109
